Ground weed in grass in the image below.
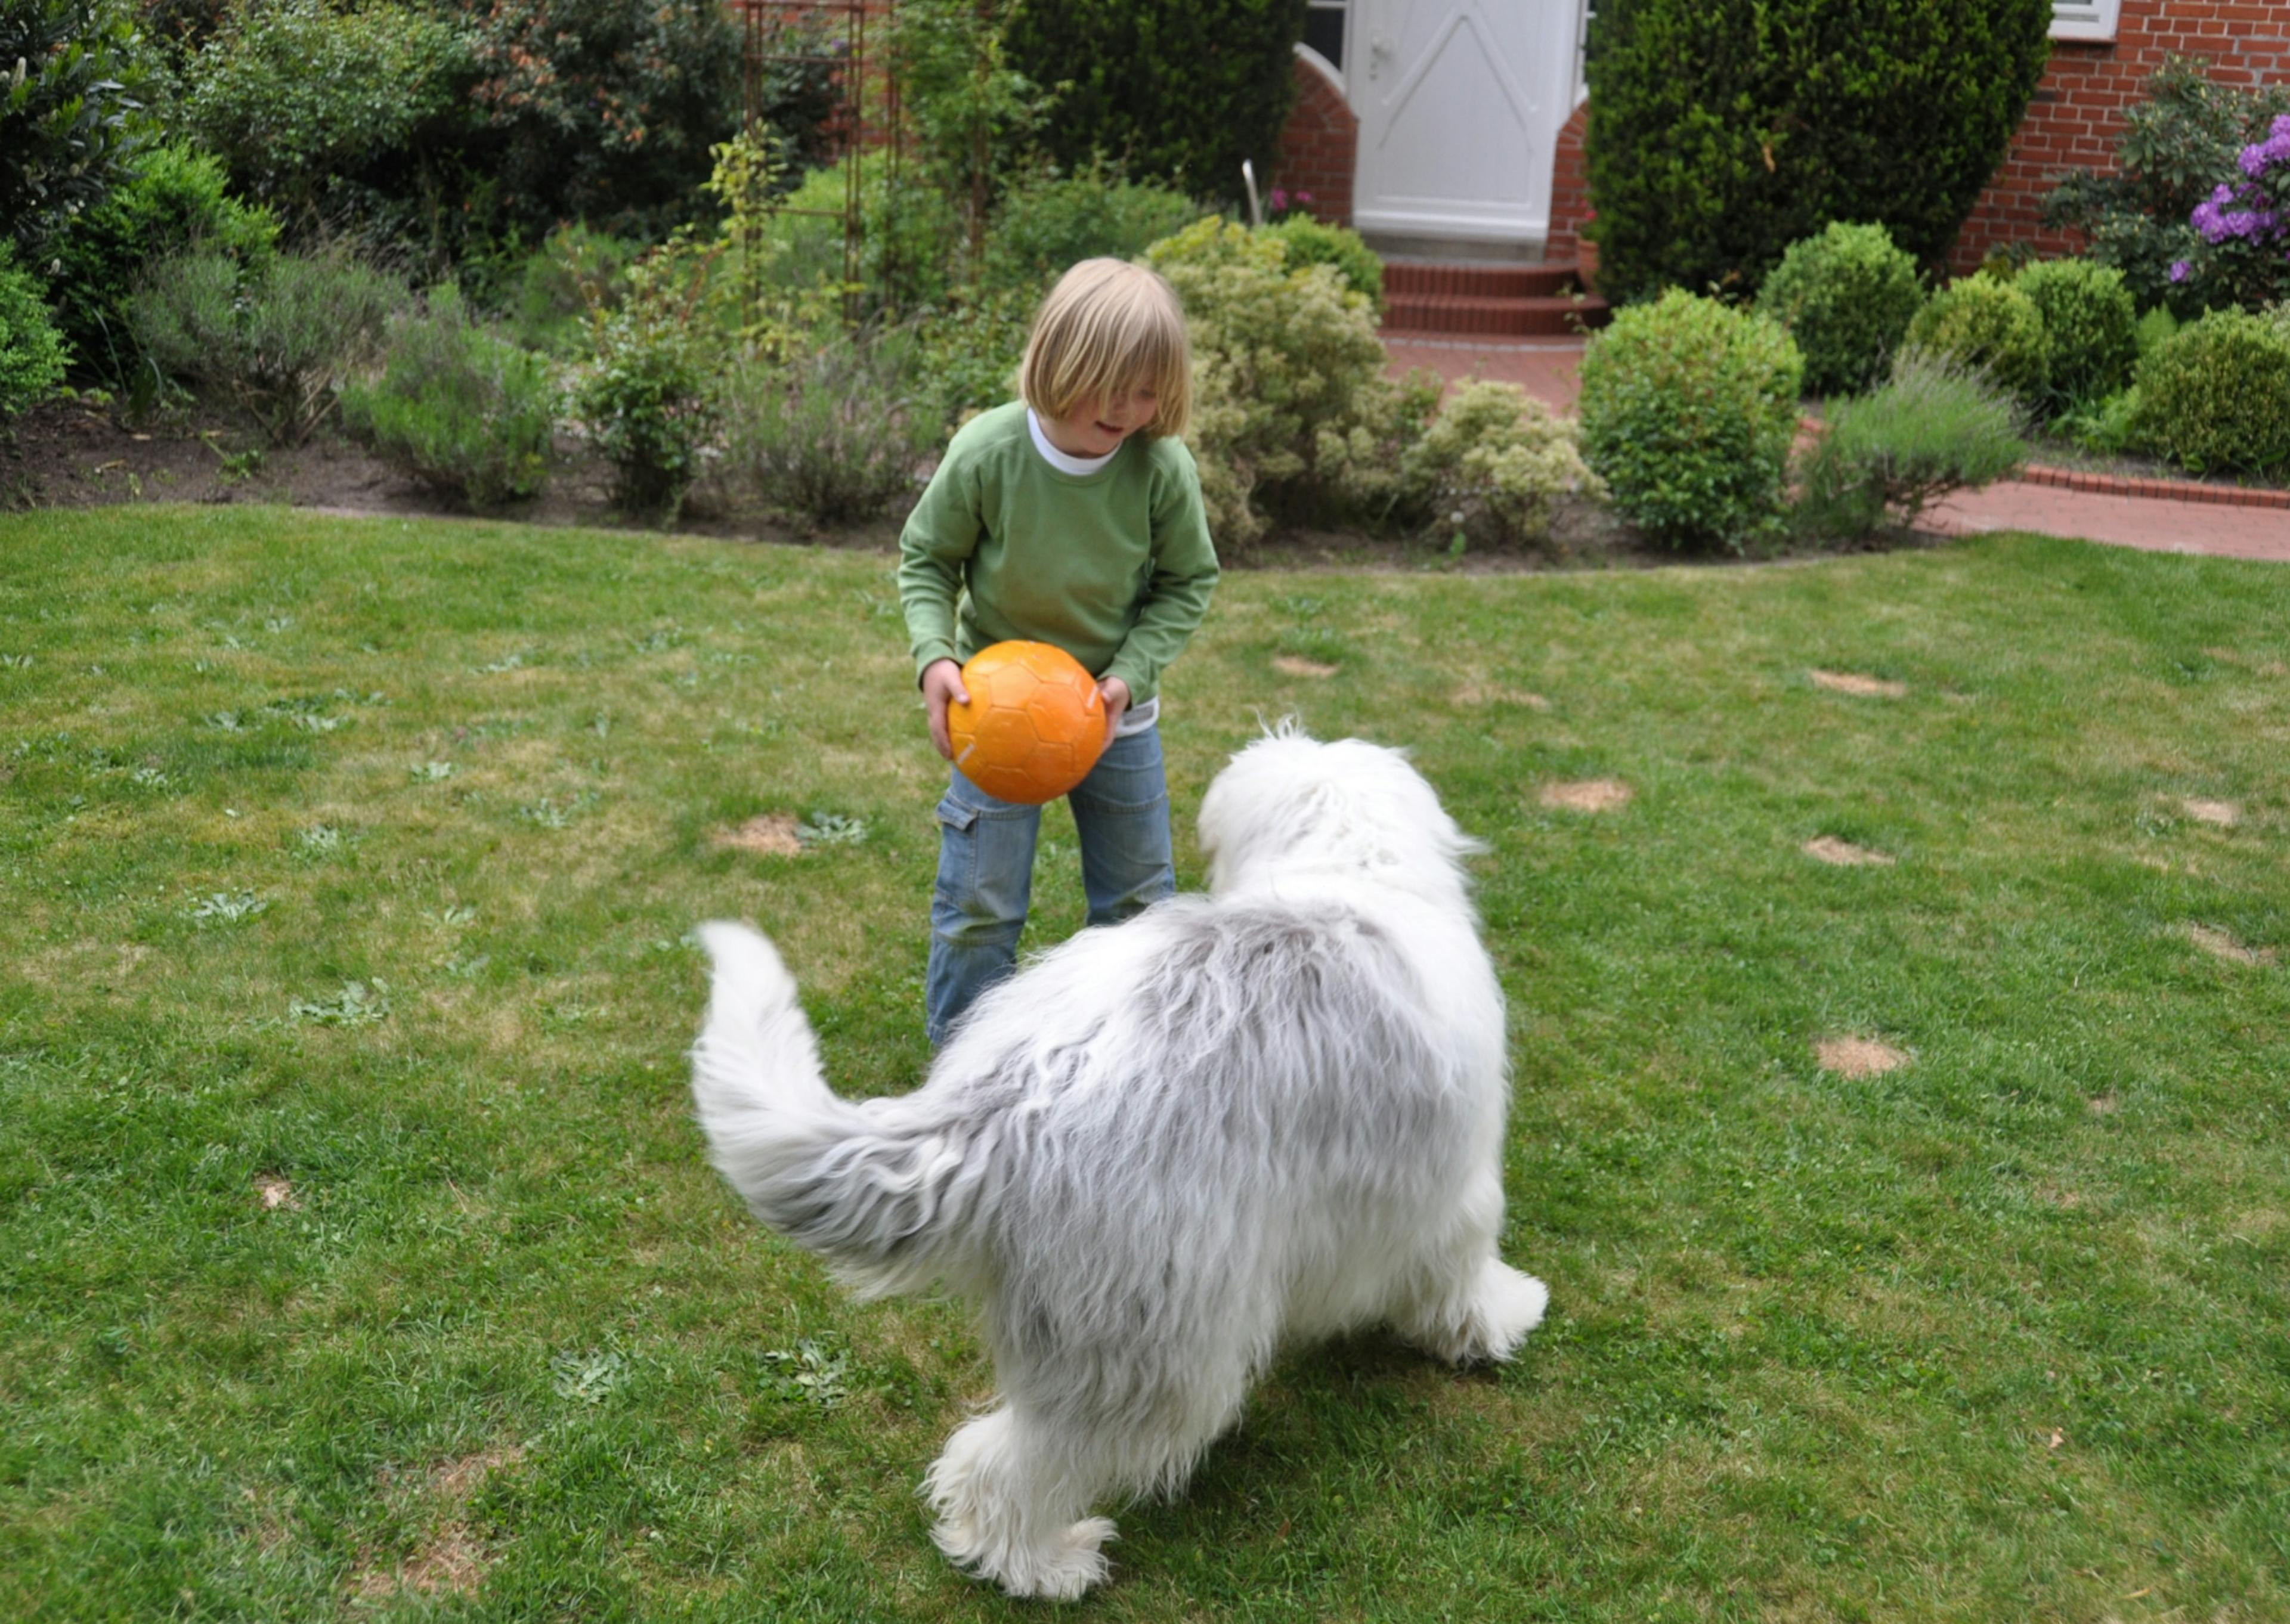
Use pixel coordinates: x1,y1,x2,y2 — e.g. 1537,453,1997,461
550,1350,630,1405
189,890,268,925
795,812,868,848
287,980,391,1025
758,1338,853,1408
410,761,455,782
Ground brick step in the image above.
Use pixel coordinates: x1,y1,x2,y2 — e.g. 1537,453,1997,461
1382,289,1608,338
1384,261,1573,299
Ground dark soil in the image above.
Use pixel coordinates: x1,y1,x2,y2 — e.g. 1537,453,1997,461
3,393,1927,573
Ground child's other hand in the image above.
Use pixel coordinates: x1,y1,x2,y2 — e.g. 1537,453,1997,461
1098,675,1130,745
922,659,968,761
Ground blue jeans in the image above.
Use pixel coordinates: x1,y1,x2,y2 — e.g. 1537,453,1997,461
926,724,1175,1045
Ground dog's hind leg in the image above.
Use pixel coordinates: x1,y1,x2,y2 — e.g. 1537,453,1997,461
923,1407,1119,1600
1386,1171,1549,1366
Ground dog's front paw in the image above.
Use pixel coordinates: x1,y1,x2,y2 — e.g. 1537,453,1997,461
1473,1262,1549,1360
933,1510,1115,1600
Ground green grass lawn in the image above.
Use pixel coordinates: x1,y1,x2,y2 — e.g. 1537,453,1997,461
2,505,2286,1622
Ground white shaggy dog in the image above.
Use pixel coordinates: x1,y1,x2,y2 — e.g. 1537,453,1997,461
689,732,1548,1599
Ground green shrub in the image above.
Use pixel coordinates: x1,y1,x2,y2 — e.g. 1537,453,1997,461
1,0,153,252
1144,216,1434,544
2134,305,2181,359
1794,351,2026,540
47,142,280,382
1575,287,1803,553
2127,309,2290,478
1752,222,1924,397
507,224,640,357
572,240,724,517
341,286,555,507
980,166,1203,297
126,247,409,443
1008,0,1308,205
912,287,1033,430
0,243,69,419
1397,380,1601,550
1265,216,1384,314
2015,258,2137,409
1585,0,2050,300
1902,274,2050,403
720,330,935,527
182,0,477,231
2053,386,2144,457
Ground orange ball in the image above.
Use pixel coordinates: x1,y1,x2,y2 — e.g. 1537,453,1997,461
947,641,1109,804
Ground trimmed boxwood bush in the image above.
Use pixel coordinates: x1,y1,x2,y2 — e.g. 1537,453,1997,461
2127,309,2290,478
1585,0,2051,300
1575,287,1803,552
1903,273,2049,403
2014,257,2138,408
1753,222,1925,397
342,286,556,508
1007,0,1309,204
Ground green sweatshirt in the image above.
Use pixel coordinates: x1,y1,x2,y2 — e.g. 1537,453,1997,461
897,401,1220,706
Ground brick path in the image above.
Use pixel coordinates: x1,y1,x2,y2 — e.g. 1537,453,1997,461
1385,336,2290,563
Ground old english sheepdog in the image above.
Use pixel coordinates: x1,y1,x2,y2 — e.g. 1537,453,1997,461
689,731,1548,1598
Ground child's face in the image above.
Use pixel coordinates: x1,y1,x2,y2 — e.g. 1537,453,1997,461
1046,382,1160,458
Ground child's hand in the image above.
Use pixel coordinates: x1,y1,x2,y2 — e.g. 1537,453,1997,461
922,659,969,761
1098,675,1130,745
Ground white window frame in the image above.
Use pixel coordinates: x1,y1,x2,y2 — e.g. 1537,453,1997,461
2050,0,2120,43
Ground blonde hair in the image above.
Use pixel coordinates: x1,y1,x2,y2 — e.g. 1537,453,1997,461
1020,258,1193,439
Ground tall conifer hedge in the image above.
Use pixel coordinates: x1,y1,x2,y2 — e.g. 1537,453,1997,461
1585,0,2051,302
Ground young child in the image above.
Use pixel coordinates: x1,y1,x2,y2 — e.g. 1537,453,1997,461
899,257,1219,1045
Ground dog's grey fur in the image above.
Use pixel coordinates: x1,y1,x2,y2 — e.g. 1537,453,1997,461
691,731,1547,1598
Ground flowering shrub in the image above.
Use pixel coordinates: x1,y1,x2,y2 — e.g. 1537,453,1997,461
1575,289,1803,553
1397,381,1601,550
2168,114,2290,312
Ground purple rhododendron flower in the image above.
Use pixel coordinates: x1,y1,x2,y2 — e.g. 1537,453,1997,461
2169,259,2192,283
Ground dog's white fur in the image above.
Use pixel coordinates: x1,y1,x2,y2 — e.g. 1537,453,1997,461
690,732,1546,1598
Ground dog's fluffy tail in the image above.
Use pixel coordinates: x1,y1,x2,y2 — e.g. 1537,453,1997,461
689,921,982,1297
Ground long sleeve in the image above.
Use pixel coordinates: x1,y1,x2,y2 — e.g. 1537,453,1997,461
1103,447,1220,703
897,451,983,681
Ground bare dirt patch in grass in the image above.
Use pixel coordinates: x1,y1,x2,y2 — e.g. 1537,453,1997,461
1815,1037,1909,1077
254,1175,299,1210
2181,797,2241,827
1273,655,1341,678
349,1446,526,1601
1803,836,1896,867
714,813,802,856
1809,670,1908,698
1540,779,1633,813
2186,924,2277,966
1453,683,1551,709
2088,1093,2119,1116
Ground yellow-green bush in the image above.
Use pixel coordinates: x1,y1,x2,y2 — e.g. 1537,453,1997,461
1398,381,1601,549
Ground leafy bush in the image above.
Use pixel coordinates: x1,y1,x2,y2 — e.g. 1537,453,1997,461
572,240,725,517
720,331,935,527
182,0,476,234
2127,308,2290,478
2053,386,2143,457
980,166,1203,297
1574,288,1803,552
1751,222,1924,397
2014,258,2137,410
912,287,1033,430
509,224,640,357
891,0,1052,261
1396,381,1601,550
1008,0,1308,204
1145,216,1434,544
341,286,555,507
1902,274,2049,404
2044,58,2290,317
1265,216,1384,314
46,142,280,381
126,246,408,442
1,0,151,252
0,243,69,419
1794,351,2026,540
1585,0,2050,300
2173,111,2290,313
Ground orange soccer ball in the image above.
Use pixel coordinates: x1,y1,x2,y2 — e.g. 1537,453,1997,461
947,640,1108,804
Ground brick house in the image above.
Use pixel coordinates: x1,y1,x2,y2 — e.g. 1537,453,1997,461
1276,0,2290,330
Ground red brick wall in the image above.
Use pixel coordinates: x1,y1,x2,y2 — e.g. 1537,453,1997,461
1546,100,1590,258
1273,52,1357,225
1950,0,2290,272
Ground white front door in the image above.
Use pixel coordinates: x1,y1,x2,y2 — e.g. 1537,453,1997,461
1350,0,1578,245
